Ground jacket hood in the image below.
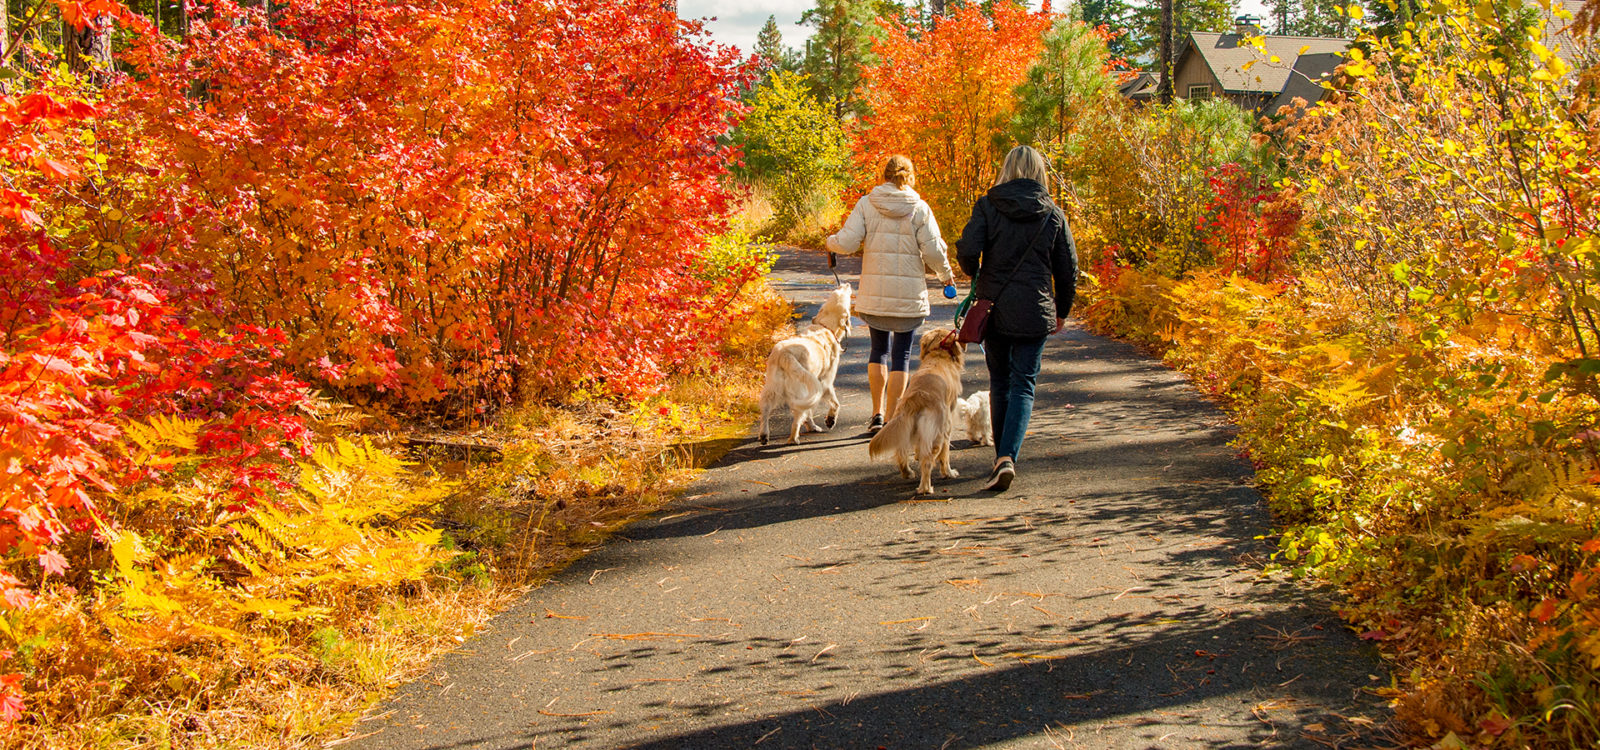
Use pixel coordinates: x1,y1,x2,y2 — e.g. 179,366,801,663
868,183,922,219
986,178,1054,222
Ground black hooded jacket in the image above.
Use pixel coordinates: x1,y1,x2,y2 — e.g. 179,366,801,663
954,179,1077,339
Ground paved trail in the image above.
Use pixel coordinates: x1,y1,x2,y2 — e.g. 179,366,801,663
348,248,1387,749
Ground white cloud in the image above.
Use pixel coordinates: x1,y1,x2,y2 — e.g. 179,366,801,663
677,0,817,55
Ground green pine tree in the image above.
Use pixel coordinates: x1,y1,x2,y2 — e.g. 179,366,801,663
1127,0,1238,66
754,15,799,77
800,0,885,119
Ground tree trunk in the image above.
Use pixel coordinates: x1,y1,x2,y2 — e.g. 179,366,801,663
1,1,9,92
930,0,947,16
179,0,190,39
65,12,113,86
1164,0,1177,103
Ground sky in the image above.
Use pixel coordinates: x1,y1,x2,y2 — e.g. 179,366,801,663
678,0,1275,55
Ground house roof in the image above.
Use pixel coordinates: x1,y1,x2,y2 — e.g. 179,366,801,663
1118,71,1158,100
1179,32,1351,94
1264,52,1346,114
1545,0,1588,64
1259,0,1587,113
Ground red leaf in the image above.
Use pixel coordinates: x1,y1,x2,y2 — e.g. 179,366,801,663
1479,713,1512,736
1532,598,1560,623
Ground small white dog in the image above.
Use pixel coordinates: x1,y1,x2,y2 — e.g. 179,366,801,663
954,391,992,446
758,284,853,446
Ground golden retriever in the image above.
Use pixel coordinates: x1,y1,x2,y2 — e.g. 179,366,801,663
758,284,853,446
954,390,992,446
867,328,966,494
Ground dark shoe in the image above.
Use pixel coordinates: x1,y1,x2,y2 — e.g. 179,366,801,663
868,414,885,434
983,460,1015,492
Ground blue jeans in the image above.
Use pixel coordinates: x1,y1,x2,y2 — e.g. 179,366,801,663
984,333,1047,463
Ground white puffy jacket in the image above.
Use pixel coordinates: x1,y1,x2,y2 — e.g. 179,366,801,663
825,183,954,319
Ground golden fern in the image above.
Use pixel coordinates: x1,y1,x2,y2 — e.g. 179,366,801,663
118,414,206,471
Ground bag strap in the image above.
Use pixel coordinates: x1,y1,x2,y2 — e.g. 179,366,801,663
976,212,1055,303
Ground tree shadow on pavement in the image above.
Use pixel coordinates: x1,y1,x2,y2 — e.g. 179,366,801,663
418,603,1383,750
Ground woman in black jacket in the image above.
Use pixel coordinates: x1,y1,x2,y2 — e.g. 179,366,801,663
955,145,1077,491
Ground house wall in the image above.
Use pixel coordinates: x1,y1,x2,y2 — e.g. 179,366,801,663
1174,56,1221,100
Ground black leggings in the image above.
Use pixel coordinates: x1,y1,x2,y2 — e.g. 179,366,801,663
868,327,917,372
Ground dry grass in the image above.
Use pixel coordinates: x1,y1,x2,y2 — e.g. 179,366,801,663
729,182,847,250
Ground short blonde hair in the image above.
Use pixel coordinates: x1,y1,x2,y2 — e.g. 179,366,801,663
883,155,914,188
996,145,1048,191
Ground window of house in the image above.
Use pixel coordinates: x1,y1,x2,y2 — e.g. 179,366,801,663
1187,84,1213,100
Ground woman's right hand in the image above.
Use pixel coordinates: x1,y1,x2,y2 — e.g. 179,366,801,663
1054,317,1067,334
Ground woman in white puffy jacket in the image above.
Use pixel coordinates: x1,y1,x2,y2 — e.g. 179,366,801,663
826,155,955,432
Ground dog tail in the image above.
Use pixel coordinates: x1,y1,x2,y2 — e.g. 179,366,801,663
868,412,913,462
770,347,823,409
868,390,947,462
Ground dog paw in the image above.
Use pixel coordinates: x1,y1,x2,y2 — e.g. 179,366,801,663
916,484,934,495
758,434,769,445
942,468,960,479
825,414,837,429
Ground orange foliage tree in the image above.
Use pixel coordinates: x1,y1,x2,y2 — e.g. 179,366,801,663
852,3,1053,240
0,0,760,728
104,0,749,406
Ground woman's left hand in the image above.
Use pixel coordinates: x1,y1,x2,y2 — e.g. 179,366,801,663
1054,317,1067,334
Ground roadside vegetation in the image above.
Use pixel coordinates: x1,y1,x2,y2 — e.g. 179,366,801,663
0,0,788,746
1058,2,1600,746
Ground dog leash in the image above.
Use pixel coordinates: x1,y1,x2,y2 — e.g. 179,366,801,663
827,251,841,285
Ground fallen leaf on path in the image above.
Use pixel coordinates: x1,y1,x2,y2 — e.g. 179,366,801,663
1005,590,1063,600
588,632,702,640
1004,652,1069,661
538,710,612,717
1113,586,1151,600
880,617,933,625
544,610,586,620
689,617,741,626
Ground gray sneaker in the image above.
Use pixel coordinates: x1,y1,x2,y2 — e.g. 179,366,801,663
983,459,1015,492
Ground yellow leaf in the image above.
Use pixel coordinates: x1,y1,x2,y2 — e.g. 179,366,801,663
1348,4,1365,20
112,532,141,576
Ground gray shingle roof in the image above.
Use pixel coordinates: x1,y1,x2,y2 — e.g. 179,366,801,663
1264,52,1346,114
1180,32,1351,94
1118,71,1158,100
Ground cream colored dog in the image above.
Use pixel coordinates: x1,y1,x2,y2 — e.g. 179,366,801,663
867,328,966,494
955,391,992,446
758,284,853,446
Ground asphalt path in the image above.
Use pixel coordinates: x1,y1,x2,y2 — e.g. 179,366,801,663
345,247,1387,749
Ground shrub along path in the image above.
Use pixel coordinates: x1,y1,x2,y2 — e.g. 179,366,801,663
345,247,1388,749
